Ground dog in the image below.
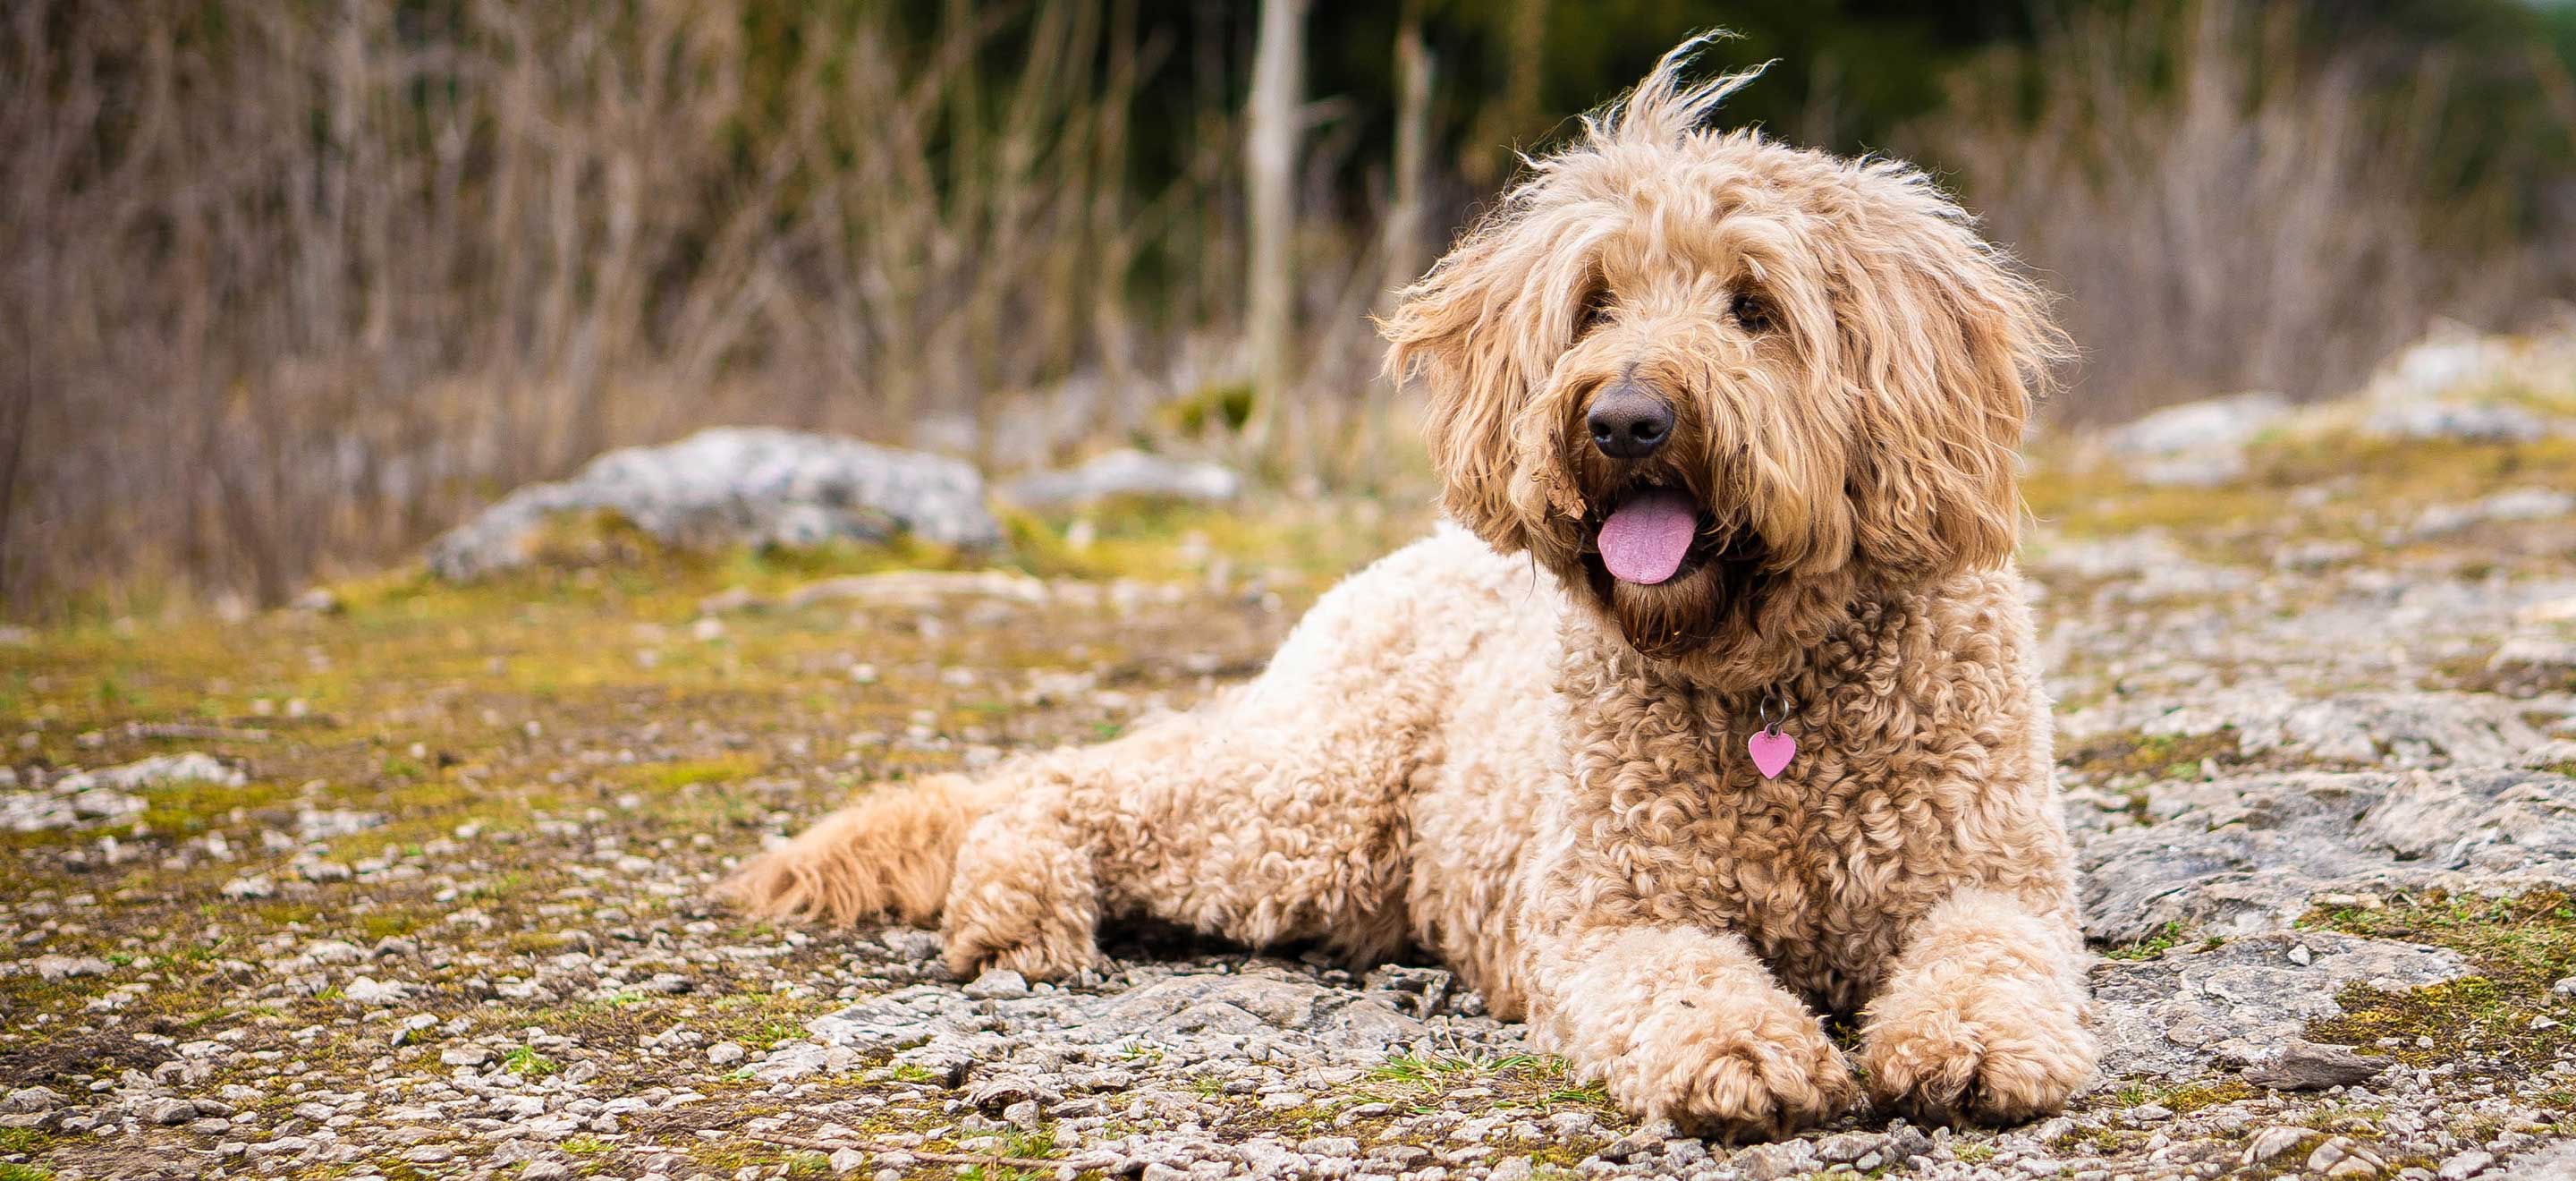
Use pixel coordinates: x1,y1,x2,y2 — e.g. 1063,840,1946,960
724,45,2096,1139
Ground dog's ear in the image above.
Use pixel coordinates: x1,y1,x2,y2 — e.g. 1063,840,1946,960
1836,166,2066,580
1381,229,1553,556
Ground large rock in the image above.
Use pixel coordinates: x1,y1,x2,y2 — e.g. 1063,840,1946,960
1001,449,1242,509
2097,392,2291,487
425,429,1001,580
2091,931,2464,1080
2075,766,2576,944
2410,489,2576,540
2359,322,2576,442
806,962,1454,1095
2061,690,2549,771
4,753,245,833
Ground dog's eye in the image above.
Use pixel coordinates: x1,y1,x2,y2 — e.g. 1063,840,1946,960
1577,285,1614,336
1731,292,1773,334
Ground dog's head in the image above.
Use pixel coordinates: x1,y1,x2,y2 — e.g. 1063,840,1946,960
1385,47,2064,684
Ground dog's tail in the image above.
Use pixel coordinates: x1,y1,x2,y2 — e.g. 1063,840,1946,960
719,773,1010,927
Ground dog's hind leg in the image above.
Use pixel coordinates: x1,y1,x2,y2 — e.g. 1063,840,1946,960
719,773,1011,927
730,532,1524,980
935,705,1422,981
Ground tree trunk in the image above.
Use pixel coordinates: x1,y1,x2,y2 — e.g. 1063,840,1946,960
1380,4,1434,310
1241,0,1309,463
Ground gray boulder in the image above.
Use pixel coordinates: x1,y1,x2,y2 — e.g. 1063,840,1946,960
2091,931,2462,1081
2097,392,2291,487
2410,489,2576,540
425,428,1000,580
2077,766,2576,944
4,752,245,833
2365,399,2556,444
805,961,1452,1099
1002,448,1242,509
2063,690,2548,772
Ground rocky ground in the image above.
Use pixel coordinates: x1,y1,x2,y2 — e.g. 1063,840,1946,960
12,388,2576,1178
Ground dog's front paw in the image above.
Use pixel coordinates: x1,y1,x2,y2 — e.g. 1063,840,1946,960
1605,990,1857,1141
937,861,1101,982
940,905,1099,981
1861,978,2095,1126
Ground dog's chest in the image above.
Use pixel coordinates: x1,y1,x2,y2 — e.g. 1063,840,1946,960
1595,701,1966,1010
1703,757,1930,1005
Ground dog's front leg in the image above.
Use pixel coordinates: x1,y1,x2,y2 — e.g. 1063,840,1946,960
1533,924,1855,1140
940,791,1106,981
1860,888,2097,1125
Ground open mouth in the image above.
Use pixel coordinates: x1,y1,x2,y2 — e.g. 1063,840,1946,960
1592,487,1702,584
1586,485,1768,585
1578,485,1774,657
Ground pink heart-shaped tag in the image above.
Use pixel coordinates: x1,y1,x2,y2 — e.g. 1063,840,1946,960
1747,729,1797,779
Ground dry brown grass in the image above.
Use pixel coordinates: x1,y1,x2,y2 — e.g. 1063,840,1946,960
0,1,1401,616
1911,0,2563,424
5,1,2569,615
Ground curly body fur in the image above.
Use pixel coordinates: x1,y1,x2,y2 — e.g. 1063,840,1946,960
726,43,2097,1138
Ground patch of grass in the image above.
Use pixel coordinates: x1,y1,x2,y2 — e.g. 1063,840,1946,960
2302,890,2576,1080
1363,1052,1620,1123
0,1164,55,1181
2105,922,2191,961
976,1128,1059,1177
616,754,765,793
131,775,298,837
1000,495,1421,589
699,990,837,1049
2059,729,2241,785
1114,1042,1164,1065
502,1046,558,1076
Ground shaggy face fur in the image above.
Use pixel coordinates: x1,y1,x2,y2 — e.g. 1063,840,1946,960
1385,61,2061,686
724,45,2097,1141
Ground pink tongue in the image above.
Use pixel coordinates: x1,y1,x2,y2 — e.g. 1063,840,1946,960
1597,489,1698,585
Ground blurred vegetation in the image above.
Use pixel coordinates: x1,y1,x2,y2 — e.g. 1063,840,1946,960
4,1,2576,616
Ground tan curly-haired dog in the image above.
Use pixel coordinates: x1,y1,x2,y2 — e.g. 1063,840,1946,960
726,46,2096,1138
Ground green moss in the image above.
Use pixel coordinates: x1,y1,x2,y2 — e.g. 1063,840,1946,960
2060,729,2240,784
2157,1078,2256,1113
2023,432,2576,577
0,1164,56,1181
616,755,765,792
131,775,298,837
2302,890,2576,1079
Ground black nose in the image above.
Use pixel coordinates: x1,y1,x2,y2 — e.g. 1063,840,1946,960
1588,384,1674,459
